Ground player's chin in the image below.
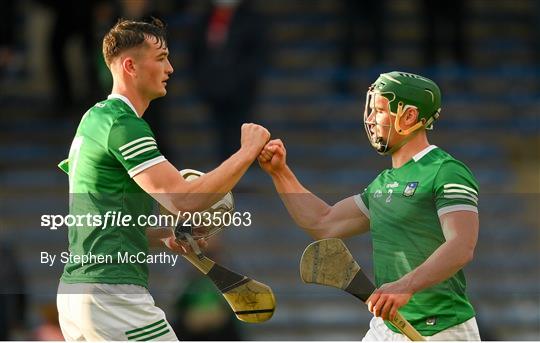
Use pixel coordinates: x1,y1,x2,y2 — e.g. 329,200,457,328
154,87,167,98
160,84,168,94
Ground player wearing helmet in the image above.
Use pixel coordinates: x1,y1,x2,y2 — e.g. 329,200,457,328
259,72,480,340
364,71,441,155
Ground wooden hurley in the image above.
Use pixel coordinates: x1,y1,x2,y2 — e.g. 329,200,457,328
183,252,275,323
300,238,425,341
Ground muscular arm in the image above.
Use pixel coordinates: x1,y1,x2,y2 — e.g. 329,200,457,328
261,141,370,239
403,210,478,291
134,149,253,213
369,210,479,320
134,123,269,213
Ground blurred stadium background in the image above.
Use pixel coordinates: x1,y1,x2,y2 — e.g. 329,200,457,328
0,0,538,340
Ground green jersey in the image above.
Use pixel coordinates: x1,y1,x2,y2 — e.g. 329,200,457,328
60,94,166,288
354,145,478,336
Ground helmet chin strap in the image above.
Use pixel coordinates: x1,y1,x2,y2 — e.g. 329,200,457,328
378,104,440,156
379,127,421,156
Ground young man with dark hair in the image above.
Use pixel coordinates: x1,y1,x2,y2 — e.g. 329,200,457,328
57,18,270,341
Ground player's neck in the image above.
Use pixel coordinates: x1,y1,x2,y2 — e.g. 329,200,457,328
110,84,149,117
390,131,430,169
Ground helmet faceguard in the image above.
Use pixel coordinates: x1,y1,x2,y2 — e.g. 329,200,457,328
364,88,395,154
363,71,442,155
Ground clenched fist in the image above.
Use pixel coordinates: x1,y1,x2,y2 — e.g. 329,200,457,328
258,139,287,175
240,123,271,159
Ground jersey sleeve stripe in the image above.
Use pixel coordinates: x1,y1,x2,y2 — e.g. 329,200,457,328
121,141,157,155
125,319,165,335
119,137,156,151
443,183,478,195
438,204,478,216
443,194,478,205
128,156,166,177
124,146,158,160
443,189,478,201
132,327,171,341
353,194,370,219
127,323,168,340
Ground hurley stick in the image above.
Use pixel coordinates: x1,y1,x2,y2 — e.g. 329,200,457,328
300,238,425,341
183,252,275,323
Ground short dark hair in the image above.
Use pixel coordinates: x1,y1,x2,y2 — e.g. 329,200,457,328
102,17,167,67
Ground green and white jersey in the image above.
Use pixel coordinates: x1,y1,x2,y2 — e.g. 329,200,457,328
354,145,478,336
60,94,166,288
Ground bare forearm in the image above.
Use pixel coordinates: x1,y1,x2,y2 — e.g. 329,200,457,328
174,149,253,211
204,149,254,193
271,166,332,236
401,239,473,293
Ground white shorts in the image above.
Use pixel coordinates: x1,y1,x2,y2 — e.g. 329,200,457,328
362,316,481,341
57,282,178,341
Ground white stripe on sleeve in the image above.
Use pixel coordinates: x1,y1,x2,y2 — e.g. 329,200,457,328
443,188,478,201
119,137,156,151
124,146,158,160
443,183,478,195
443,194,478,205
128,156,167,177
121,141,157,156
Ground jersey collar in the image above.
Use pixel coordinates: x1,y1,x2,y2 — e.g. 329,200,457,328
412,145,437,162
108,94,141,118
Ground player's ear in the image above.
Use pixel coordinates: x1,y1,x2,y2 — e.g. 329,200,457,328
122,57,136,76
404,107,419,125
